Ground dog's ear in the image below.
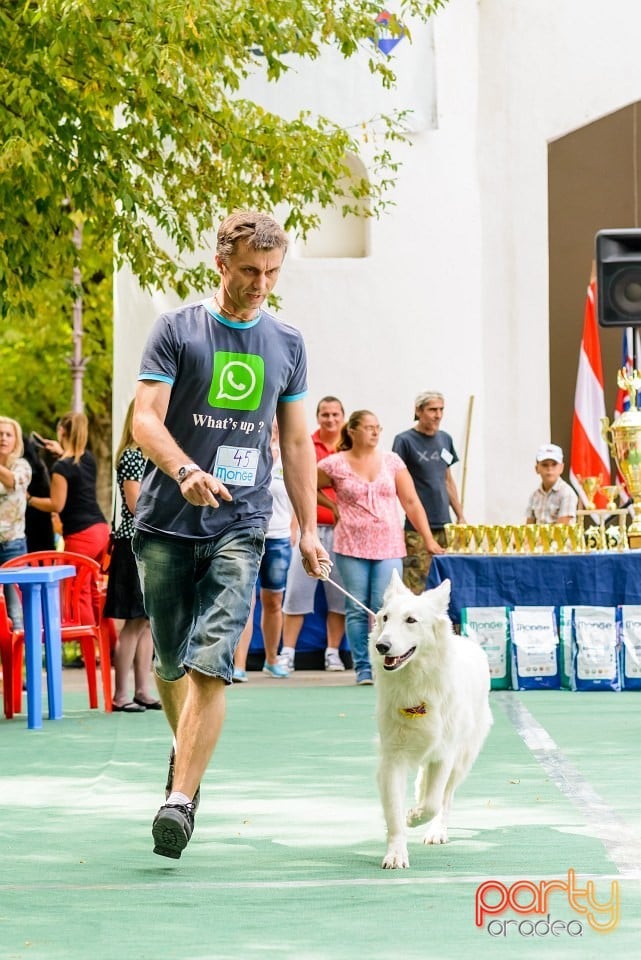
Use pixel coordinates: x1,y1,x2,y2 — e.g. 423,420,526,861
428,578,451,614
385,568,406,597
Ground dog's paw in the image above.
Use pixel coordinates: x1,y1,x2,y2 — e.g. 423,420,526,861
422,822,448,845
381,845,410,869
406,806,429,828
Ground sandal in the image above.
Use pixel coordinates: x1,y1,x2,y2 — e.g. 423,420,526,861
133,696,163,710
112,701,146,713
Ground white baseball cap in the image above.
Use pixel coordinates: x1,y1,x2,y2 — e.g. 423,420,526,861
536,443,564,463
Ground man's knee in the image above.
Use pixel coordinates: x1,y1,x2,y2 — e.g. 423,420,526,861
189,669,226,692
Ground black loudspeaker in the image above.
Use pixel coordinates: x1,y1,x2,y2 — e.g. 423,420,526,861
596,229,641,327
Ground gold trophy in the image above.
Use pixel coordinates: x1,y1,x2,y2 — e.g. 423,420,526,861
568,523,584,553
605,525,621,550
577,475,602,511
498,524,514,553
600,484,620,511
584,525,604,551
615,522,629,552
524,523,540,553
539,523,554,553
485,525,501,554
444,523,458,550
602,368,641,542
552,523,570,553
452,523,466,553
472,524,487,553
512,525,527,554
460,524,475,553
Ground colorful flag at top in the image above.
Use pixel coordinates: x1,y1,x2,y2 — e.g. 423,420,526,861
374,10,406,54
614,327,635,417
569,278,611,509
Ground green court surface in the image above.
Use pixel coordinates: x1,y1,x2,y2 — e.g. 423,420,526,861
2,683,641,959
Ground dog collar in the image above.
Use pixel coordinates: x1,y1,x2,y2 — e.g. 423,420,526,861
399,702,427,719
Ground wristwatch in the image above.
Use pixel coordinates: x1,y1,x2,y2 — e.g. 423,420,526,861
175,463,202,485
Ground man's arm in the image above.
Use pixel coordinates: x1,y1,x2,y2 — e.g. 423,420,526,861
445,467,465,523
395,469,444,555
133,380,231,508
277,400,328,577
317,468,339,522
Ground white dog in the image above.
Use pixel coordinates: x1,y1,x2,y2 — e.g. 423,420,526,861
369,571,492,869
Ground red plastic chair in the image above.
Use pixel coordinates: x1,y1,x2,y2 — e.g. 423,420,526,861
0,591,20,719
0,551,113,714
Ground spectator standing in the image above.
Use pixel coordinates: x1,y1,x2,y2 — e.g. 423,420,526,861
233,421,293,681
27,412,110,624
392,391,465,593
103,400,160,712
279,396,347,672
0,416,32,628
318,410,443,685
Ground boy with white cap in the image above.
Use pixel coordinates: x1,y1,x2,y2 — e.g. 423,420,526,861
526,443,578,524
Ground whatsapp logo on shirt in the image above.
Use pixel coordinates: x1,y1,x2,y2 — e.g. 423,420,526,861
209,352,265,410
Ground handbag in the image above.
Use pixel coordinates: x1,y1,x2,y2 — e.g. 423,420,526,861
100,490,118,574
100,533,115,574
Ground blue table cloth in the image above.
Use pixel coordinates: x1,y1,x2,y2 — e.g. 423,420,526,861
426,551,641,623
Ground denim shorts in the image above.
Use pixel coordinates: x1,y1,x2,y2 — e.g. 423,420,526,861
132,526,265,683
258,536,292,592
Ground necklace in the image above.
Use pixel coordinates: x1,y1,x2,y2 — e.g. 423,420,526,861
213,294,259,323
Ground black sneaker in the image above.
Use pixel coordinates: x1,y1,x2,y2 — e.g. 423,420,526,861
152,802,195,859
165,746,201,812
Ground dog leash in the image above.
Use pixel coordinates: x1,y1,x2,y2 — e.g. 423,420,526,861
310,559,378,618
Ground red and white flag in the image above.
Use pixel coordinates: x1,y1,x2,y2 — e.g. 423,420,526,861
569,279,611,508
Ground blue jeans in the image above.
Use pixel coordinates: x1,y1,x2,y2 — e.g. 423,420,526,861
133,527,265,683
334,554,402,679
0,537,27,629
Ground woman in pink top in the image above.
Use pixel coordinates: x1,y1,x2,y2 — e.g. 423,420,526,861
317,410,443,685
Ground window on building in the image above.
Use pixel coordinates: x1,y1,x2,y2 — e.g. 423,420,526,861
296,153,369,259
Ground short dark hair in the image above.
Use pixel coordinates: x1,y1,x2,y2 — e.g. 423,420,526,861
216,210,288,264
316,395,344,416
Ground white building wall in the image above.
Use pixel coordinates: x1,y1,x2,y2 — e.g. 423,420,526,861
114,0,641,524
477,0,641,522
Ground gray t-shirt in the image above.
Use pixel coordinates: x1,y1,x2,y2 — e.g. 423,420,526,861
135,299,308,540
392,428,458,530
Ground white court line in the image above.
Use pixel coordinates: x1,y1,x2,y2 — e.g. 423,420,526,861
496,692,641,879
3,873,634,892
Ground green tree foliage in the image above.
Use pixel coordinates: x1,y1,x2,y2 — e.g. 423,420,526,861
1,0,446,308
0,0,446,505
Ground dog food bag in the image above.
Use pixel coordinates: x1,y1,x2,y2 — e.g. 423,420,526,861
460,606,511,690
509,607,560,690
571,606,620,692
618,605,641,690
558,606,574,689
